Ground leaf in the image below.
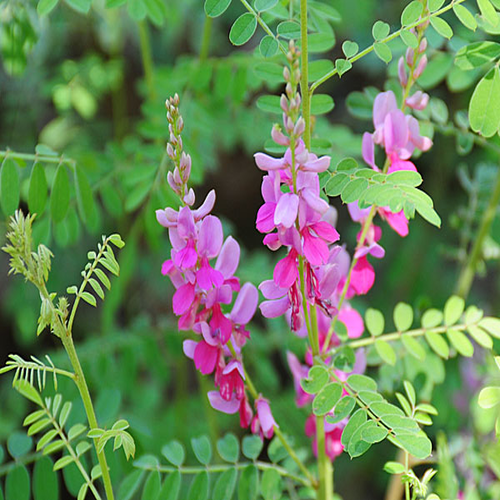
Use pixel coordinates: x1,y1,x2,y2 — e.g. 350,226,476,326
238,465,259,500
64,0,92,14
94,268,111,290
6,465,30,500
255,0,278,11
361,422,388,443
33,457,58,500
277,21,300,39
394,303,413,332
425,331,449,358
313,383,342,416
24,410,46,426
191,435,212,465
74,165,96,226
430,17,453,39
341,409,367,447
477,0,498,25
401,336,426,361
478,387,500,409
325,173,350,196
14,379,43,406
242,435,263,460
469,67,500,138
28,163,48,216
188,472,209,500
394,432,432,459
50,164,70,223
229,13,257,46
204,0,231,17
342,40,359,58
118,470,145,500
260,469,281,500
372,20,390,40
453,4,478,31
374,42,392,63
217,433,239,463
311,94,334,115
467,325,493,349
403,381,416,407
0,158,20,216
78,484,88,500
447,329,474,357
36,429,57,451
159,472,181,500
384,461,406,474
53,455,74,471
401,1,423,26
300,365,329,394
325,396,356,424
396,393,412,416
68,424,86,441
7,433,32,459
37,0,59,15
422,309,443,328
479,317,500,338
387,170,422,186
256,95,281,114
347,374,378,392
259,36,279,58
400,29,418,48
335,58,352,77
444,296,465,325
89,278,105,300
142,470,161,500
213,468,237,500
81,291,97,307
341,178,368,203
42,440,65,455
365,308,384,336
76,442,91,457
375,339,396,365
28,418,51,436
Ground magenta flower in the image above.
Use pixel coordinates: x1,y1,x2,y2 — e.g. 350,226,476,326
252,397,278,440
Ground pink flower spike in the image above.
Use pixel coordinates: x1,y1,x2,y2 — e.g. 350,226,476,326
210,304,233,344
231,282,259,325
256,397,278,434
381,209,409,237
373,91,397,128
197,259,224,290
208,391,240,414
254,153,286,171
174,240,198,269
274,193,299,228
177,206,196,240
303,230,329,266
311,221,340,243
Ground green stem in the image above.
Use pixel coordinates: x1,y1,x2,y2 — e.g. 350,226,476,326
300,0,311,149
239,0,287,56
138,20,156,102
61,335,115,500
456,161,500,298
135,460,310,486
404,452,410,500
0,150,75,167
199,15,212,62
309,0,466,93
226,341,317,487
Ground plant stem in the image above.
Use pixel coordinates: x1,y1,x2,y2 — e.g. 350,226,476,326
456,161,500,299
137,20,156,102
61,335,115,500
404,452,410,500
199,15,212,62
226,341,317,487
309,0,466,94
300,0,311,149
136,460,311,486
0,150,75,167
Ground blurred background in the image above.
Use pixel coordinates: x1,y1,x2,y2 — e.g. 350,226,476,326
1,0,500,498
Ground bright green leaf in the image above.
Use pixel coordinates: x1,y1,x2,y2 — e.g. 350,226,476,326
229,13,257,46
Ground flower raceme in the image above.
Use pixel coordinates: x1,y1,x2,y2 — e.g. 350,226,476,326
157,96,278,440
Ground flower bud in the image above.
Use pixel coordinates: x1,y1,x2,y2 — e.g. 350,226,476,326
285,82,293,99
280,94,289,113
166,143,175,159
294,117,305,137
398,57,407,86
177,116,184,132
184,188,195,206
283,66,291,82
173,93,180,105
173,167,182,185
419,37,427,53
271,124,290,146
413,54,427,79
406,47,415,66
285,116,294,134
167,171,180,193
405,90,429,110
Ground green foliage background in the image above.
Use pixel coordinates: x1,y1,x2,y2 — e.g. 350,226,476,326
1,0,500,498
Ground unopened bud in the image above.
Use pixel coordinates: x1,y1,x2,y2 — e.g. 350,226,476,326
285,82,293,98
170,133,177,145
285,116,294,134
283,67,291,82
184,188,195,206
405,90,429,110
419,38,427,53
173,93,180,105
177,116,184,132
173,168,182,185
406,47,415,66
167,171,180,194
280,94,289,113
398,57,408,86
166,143,175,159
413,54,427,79
293,117,305,137
271,124,290,146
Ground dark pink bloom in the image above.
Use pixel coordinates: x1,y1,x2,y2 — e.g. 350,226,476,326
338,307,364,339
273,249,299,289
350,256,375,295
